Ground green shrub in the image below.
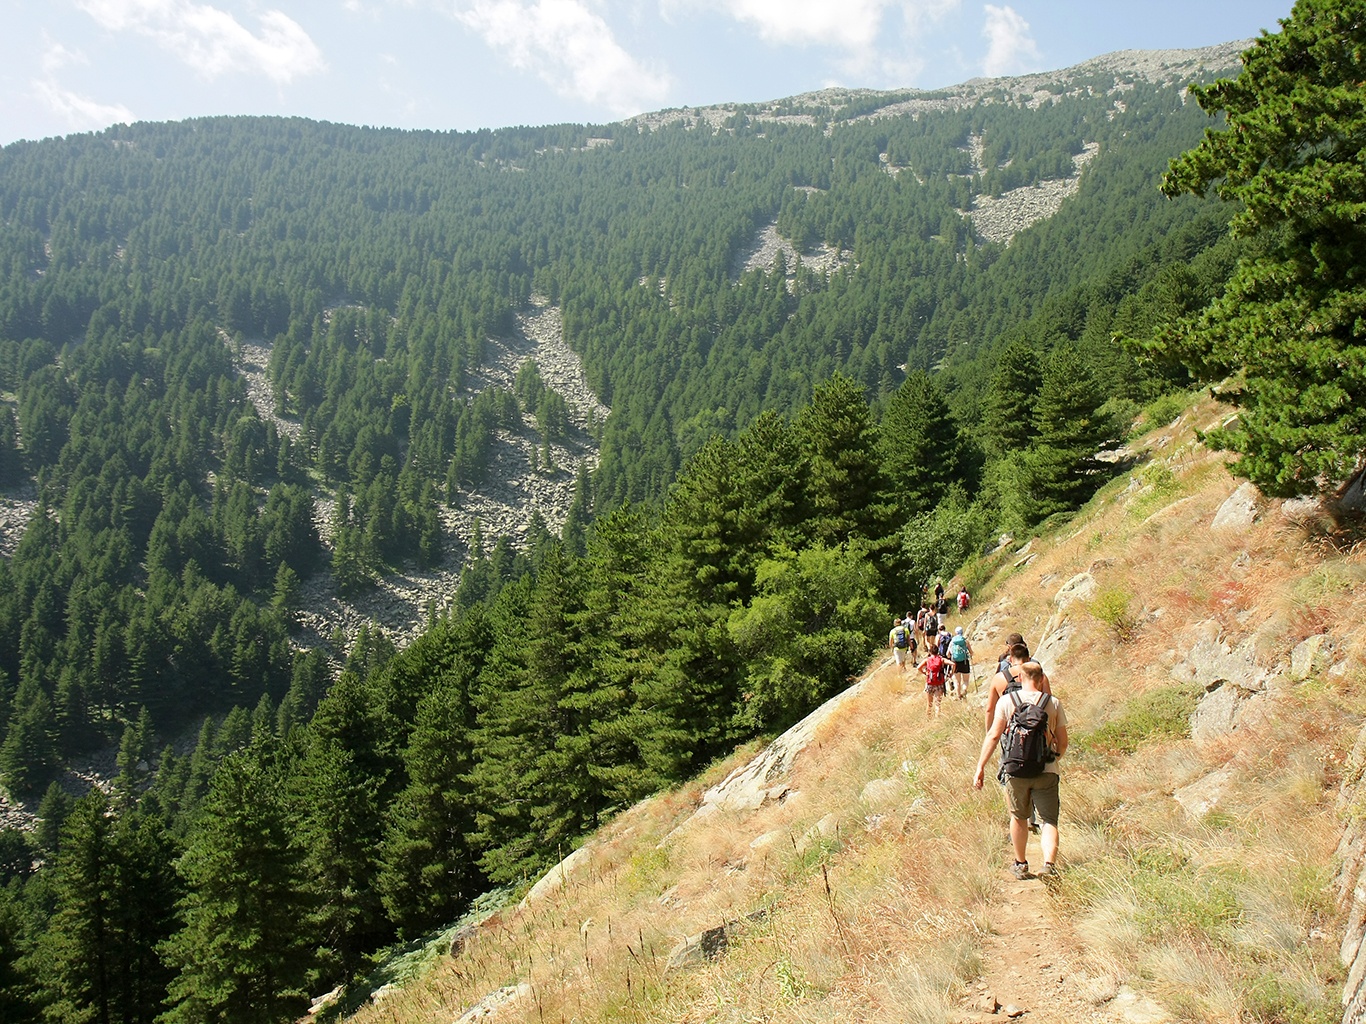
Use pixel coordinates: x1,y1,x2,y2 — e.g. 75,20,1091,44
1080,684,1200,754
1143,391,1191,427
1089,586,1139,643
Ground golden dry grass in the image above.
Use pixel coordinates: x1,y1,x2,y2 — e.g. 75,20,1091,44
348,398,1364,1024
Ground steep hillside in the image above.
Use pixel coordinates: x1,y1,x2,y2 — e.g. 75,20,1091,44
342,398,1362,1024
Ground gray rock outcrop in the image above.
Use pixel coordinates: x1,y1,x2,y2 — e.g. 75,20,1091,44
688,666,879,822
1211,481,1261,531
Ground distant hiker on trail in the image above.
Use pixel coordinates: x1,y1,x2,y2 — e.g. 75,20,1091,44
915,606,930,645
973,662,1068,879
948,627,974,699
934,580,945,606
924,608,940,642
938,596,950,617
918,648,949,719
889,617,914,674
957,586,970,613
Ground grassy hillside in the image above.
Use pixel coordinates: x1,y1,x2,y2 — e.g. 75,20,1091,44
345,398,1361,1024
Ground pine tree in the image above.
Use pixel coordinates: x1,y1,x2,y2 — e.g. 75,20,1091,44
878,370,960,516
162,744,317,1024
1023,347,1117,521
34,793,180,1024
377,670,479,936
1159,4,1366,495
979,340,1043,458
794,373,895,549
0,677,56,795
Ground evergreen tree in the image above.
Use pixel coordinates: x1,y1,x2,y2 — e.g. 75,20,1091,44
34,793,180,1024
1159,1,1366,495
1022,347,1117,521
978,341,1043,458
794,373,895,549
0,678,56,795
161,744,317,1024
878,370,960,516
376,667,479,936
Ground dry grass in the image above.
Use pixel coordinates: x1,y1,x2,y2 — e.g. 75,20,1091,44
347,396,1364,1024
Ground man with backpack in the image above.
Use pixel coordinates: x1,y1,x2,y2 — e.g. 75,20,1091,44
888,617,914,674
917,647,949,719
947,626,974,699
973,662,1068,879
985,640,1052,734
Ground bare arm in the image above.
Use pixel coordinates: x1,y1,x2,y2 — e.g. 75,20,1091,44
974,712,1008,789
984,675,1005,731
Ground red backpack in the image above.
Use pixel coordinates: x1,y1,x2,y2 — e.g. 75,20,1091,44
925,654,947,686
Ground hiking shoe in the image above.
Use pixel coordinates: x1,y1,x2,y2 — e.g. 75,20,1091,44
1010,861,1029,880
1037,862,1058,878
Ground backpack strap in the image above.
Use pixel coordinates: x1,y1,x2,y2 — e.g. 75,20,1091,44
1008,691,1023,711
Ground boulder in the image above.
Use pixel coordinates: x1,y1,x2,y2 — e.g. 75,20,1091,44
1290,634,1332,681
1189,684,1242,748
519,842,595,909
812,812,840,838
1186,636,1265,692
666,924,729,970
1034,619,1074,669
448,923,480,958
1173,765,1235,818
1053,572,1098,611
1211,482,1261,532
453,983,533,1024
665,910,768,972
860,778,901,805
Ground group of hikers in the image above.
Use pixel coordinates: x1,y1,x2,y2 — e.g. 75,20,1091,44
887,585,1068,881
887,581,974,715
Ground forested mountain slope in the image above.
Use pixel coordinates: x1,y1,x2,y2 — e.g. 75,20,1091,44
0,38,1275,1024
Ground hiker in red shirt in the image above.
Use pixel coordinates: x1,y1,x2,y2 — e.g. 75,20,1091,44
918,648,949,719
957,586,970,613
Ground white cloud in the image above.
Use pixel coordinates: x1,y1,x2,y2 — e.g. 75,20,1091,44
454,0,671,114
661,0,957,85
706,0,889,50
76,0,326,84
32,78,135,131
980,3,1039,77
41,42,89,75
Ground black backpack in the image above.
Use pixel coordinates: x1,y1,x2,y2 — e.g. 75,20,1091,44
999,692,1052,778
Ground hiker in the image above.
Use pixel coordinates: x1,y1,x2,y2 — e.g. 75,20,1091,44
888,617,913,674
947,626,974,699
957,586,970,613
985,640,1053,733
915,606,930,645
918,647,949,719
937,628,951,659
938,596,950,618
924,607,940,643
973,662,1068,878
934,580,945,607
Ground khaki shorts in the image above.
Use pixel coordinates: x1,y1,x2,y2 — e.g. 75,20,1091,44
1004,772,1059,826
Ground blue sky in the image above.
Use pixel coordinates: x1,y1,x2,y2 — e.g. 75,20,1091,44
0,0,1294,145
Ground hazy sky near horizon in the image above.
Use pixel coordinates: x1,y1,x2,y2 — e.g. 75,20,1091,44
1,0,1293,146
